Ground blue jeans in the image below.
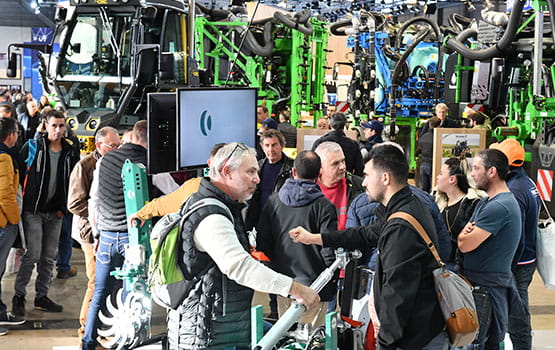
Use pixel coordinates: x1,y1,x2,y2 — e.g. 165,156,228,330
0,223,18,314
509,263,536,350
14,212,62,298
422,331,449,350
56,213,74,271
81,230,128,350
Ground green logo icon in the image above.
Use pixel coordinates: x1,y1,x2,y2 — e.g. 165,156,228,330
200,110,212,136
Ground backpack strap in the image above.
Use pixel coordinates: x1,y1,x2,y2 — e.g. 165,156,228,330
180,197,234,225
22,138,38,196
387,212,443,266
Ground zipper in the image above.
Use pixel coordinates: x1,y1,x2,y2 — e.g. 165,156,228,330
222,274,227,317
34,143,46,214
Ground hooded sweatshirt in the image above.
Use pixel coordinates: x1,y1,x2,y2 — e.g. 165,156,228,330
256,179,339,300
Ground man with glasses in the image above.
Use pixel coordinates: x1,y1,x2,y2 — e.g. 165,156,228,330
12,110,78,316
167,142,319,350
66,126,120,339
81,121,147,350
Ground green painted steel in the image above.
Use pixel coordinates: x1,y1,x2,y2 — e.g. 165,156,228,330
194,16,329,126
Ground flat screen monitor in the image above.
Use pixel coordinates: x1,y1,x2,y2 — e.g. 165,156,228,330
147,92,178,174
177,87,256,169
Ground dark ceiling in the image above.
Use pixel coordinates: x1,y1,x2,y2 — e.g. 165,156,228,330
0,0,56,28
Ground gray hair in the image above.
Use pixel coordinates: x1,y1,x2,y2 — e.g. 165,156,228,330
95,126,119,143
209,142,256,181
314,141,343,161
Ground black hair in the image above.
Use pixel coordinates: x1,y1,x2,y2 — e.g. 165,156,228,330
294,150,321,180
444,157,470,194
476,149,509,180
43,109,65,121
0,117,17,142
367,144,408,184
331,112,347,130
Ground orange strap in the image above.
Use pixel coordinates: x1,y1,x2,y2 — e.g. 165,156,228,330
387,212,443,265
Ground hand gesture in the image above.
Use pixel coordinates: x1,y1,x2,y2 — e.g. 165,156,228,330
289,226,313,245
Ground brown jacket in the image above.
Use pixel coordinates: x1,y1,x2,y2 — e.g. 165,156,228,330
0,153,20,228
67,150,101,244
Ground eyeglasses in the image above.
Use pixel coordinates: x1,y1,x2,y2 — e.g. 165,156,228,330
221,143,247,170
101,142,120,150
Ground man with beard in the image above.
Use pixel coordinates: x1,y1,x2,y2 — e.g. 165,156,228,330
458,149,523,349
289,145,447,349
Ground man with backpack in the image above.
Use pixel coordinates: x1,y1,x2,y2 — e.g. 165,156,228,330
290,144,447,349
167,142,319,349
12,110,78,316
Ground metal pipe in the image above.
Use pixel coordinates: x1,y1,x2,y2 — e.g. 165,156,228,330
188,0,195,58
533,8,543,97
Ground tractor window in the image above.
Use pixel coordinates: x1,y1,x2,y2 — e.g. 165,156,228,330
163,12,185,53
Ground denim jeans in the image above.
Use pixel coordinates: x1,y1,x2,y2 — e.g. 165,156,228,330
56,213,74,272
509,263,536,350
422,331,449,350
0,223,18,314
14,212,62,298
81,230,128,350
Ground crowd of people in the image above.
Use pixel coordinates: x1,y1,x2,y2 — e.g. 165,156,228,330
0,88,543,350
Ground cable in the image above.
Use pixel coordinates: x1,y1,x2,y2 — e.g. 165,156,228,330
224,0,263,87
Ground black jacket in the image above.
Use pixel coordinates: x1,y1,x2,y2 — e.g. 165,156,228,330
170,178,253,349
417,129,434,164
312,129,364,176
419,117,459,137
321,186,444,349
245,154,294,230
256,179,338,301
19,133,78,214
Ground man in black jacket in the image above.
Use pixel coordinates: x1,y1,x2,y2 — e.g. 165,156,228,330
290,144,447,350
245,129,293,231
13,110,78,316
257,150,337,327
312,112,364,176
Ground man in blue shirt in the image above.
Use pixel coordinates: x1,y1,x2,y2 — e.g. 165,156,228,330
458,149,523,349
491,139,541,350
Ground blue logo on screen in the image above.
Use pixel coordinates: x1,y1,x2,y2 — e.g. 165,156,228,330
200,110,212,136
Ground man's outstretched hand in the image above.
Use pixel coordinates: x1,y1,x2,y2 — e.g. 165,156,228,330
289,226,323,246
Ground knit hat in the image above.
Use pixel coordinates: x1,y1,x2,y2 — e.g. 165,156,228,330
489,138,525,167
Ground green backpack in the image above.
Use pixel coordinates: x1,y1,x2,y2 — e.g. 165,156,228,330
148,196,233,309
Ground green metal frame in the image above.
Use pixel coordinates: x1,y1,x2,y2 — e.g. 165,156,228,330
194,17,328,125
